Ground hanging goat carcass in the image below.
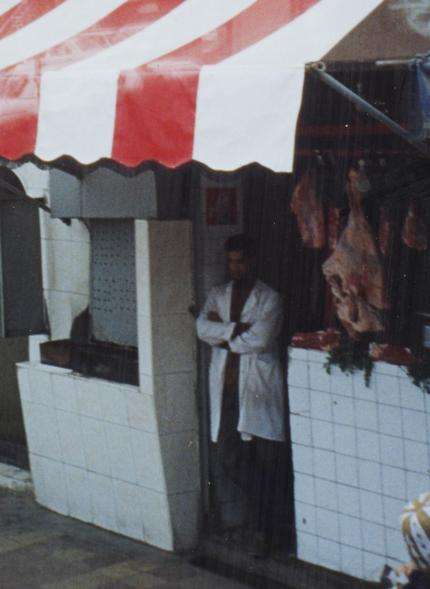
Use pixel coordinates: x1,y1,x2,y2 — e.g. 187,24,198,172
322,169,389,339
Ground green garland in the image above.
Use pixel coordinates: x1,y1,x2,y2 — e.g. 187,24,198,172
324,335,374,387
406,350,430,392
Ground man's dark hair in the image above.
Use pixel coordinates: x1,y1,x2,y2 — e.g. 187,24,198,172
224,234,257,258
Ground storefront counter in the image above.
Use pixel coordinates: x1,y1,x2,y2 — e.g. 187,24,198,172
288,346,430,582
16,360,200,552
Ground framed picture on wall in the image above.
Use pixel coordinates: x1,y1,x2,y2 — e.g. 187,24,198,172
205,187,238,226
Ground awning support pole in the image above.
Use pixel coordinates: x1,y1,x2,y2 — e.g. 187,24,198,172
309,63,430,158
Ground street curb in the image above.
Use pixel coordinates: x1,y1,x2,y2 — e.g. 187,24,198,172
0,462,33,492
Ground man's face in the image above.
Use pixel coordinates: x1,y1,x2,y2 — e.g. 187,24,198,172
227,250,252,282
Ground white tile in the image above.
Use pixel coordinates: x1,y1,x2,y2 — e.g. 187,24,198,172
29,453,47,506
287,360,309,389
292,444,314,475
312,419,334,451
28,368,53,406
399,377,425,411
17,367,31,402
357,431,380,463
113,480,145,541
404,440,429,473
406,470,430,501
402,409,427,443
383,496,405,530
28,335,49,363
65,465,93,523
34,456,68,516
130,429,166,493
138,373,155,396
81,416,110,476
332,396,354,426
309,362,331,393
307,350,326,363
56,410,86,468
374,362,400,377
100,384,129,426
315,478,337,511
316,507,339,542
378,404,402,437
330,371,353,398
352,372,376,401
317,538,341,571
22,402,61,460
337,484,360,517
358,460,382,494
105,423,135,484
51,374,78,413
297,532,318,564
385,528,409,562
295,501,317,535
137,315,153,376
360,490,384,524
376,374,400,406
294,473,315,506
336,454,359,487
382,465,407,500
313,449,336,481
363,550,386,582
88,472,117,532
355,399,378,432
127,389,158,433
380,435,404,468
139,486,173,550
334,424,356,457
289,347,308,361
310,391,332,422
75,377,104,420
363,521,386,555
339,513,362,549
288,386,311,417
160,432,200,494
290,415,312,446
340,544,363,579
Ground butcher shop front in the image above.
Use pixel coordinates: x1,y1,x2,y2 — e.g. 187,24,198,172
1,1,430,587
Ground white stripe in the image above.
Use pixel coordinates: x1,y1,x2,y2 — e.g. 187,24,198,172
36,0,257,163
0,0,22,18
194,0,385,172
0,0,130,70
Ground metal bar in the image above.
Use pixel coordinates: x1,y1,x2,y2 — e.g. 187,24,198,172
309,63,430,157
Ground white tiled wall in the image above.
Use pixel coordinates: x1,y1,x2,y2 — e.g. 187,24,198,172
288,348,430,582
13,162,90,340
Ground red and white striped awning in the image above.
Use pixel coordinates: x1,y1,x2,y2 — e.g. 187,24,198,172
0,0,388,172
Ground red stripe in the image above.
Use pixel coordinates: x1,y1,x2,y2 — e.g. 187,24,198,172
113,0,319,167
0,0,182,160
0,0,66,42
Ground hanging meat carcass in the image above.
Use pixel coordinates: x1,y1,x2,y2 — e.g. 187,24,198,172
291,168,325,249
328,206,341,251
402,198,428,251
322,168,389,339
378,206,393,256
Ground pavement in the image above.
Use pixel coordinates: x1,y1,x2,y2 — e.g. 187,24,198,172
0,487,250,589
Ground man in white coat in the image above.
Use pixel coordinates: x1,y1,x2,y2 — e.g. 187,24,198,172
196,234,286,556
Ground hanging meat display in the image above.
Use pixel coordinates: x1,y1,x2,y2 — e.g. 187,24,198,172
327,206,341,251
291,168,325,249
402,198,428,251
322,168,389,339
378,206,392,256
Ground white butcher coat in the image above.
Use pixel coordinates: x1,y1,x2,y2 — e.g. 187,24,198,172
196,280,285,443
